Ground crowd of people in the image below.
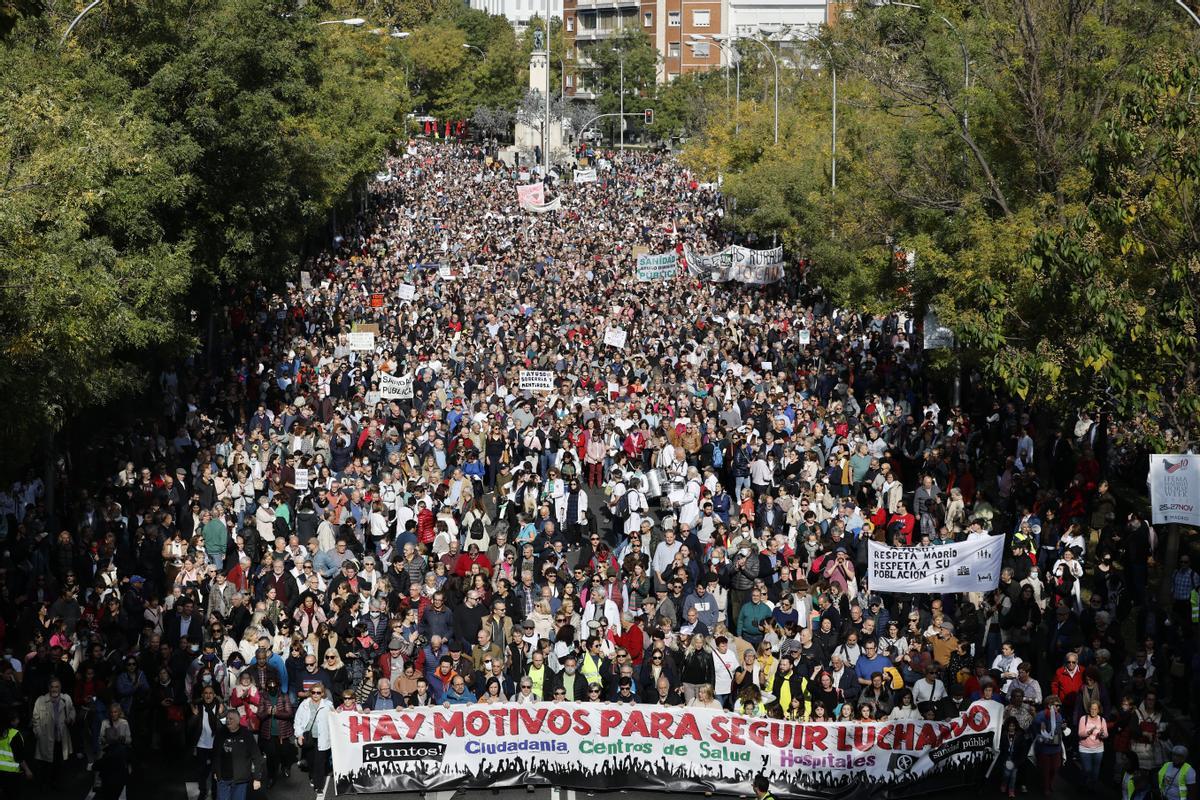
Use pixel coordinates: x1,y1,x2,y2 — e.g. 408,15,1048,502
0,140,1196,800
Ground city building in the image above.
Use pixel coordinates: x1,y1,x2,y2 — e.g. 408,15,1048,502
562,0,843,92
471,0,565,32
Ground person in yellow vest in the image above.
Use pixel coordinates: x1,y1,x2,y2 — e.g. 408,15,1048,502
768,656,810,720
1159,746,1196,800
0,710,33,800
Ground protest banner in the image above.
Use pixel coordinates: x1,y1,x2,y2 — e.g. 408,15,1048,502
1149,455,1200,525
330,702,1002,798
369,293,385,308
868,538,1003,594
299,270,311,289
519,370,555,391
347,332,375,352
516,183,545,208
798,329,811,346
397,283,417,302
379,373,414,401
294,468,309,493
573,168,597,184
523,197,562,213
636,252,679,282
603,327,627,349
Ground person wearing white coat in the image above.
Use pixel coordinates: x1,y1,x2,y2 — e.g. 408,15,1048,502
31,680,75,780
294,688,335,794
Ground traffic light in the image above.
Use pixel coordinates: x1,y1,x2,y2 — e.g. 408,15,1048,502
644,109,654,125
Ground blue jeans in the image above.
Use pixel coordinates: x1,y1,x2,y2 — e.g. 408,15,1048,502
1079,751,1103,784
216,780,248,800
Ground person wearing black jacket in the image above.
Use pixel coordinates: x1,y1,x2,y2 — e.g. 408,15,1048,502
213,709,265,800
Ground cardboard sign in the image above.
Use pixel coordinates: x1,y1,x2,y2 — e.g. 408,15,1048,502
603,328,628,349
347,332,375,351
398,283,417,302
379,372,414,400
294,468,309,492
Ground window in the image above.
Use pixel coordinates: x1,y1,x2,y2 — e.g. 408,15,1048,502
566,16,574,30
643,11,652,26
668,41,680,57
692,9,710,27
668,10,680,26
691,41,710,57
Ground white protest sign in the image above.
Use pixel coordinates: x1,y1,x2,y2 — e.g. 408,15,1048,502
519,370,555,392
347,332,375,352
798,329,811,345
574,168,597,184
294,468,309,492
379,372,414,401
438,265,453,280
299,271,311,289
1149,454,1200,526
867,537,1003,594
761,362,773,372
397,283,417,301
636,252,678,281
603,328,628,349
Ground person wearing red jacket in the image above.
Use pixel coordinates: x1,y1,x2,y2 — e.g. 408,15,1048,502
613,614,645,665
416,501,435,547
452,545,493,578
1050,653,1084,712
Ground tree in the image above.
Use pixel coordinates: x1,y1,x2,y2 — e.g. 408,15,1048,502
472,105,515,140
939,55,1200,445
588,26,657,143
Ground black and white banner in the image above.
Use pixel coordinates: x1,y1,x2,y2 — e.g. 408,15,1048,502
378,373,414,401
684,245,785,285
519,370,555,391
331,702,1001,798
868,538,1003,594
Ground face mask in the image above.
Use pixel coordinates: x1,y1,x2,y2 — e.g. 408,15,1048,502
565,666,576,675
202,675,214,685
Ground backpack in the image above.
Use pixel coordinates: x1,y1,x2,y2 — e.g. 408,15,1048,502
469,517,486,539
615,490,631,518
711,441,724,469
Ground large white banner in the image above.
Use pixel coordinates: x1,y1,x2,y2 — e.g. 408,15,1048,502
1150,454,1200,525
573,168,597,184
347,332,376,352
523,197,562,214
330,701,1002,797
684,245,785,285
378,373,414,400
868,537,1003,594
519,370,555,391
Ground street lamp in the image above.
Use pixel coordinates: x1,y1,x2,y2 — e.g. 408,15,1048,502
611,47,625,150
794,32,837,193
462,43,485,55
1175,0,1200,27
883,2,970,132
715,33,778,145
60,0,103,46
688,35,739,131
318,18,367,26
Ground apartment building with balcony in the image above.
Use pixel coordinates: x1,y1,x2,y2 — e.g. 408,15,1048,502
562,0,842,92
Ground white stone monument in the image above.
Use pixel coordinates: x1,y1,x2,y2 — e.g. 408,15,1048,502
514,44,563,168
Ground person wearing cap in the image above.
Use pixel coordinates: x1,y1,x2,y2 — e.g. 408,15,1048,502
1159,745,1196,800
